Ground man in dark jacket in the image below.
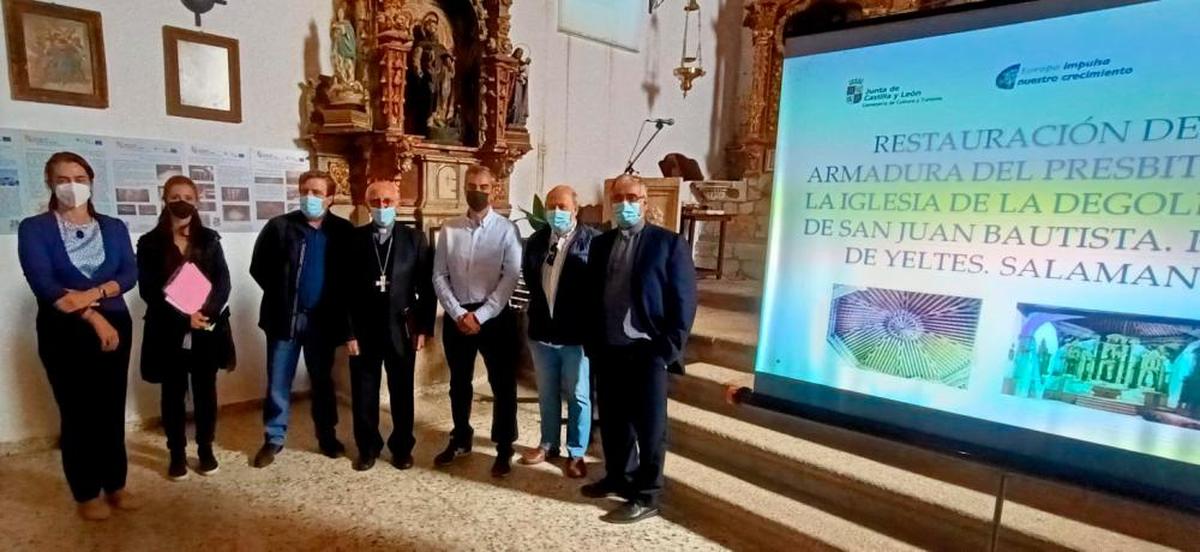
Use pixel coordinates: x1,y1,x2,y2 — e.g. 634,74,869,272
249,170,353,467
581,174,697,524
517,184,599,478
344,181,436,471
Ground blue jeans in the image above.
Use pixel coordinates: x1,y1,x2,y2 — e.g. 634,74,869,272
529,340,591,458
263,327,338,446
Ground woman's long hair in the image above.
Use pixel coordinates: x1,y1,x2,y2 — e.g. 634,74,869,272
155,175,206,262
44,151,98,216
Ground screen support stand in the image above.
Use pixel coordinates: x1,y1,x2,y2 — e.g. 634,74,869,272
989,473,1010,552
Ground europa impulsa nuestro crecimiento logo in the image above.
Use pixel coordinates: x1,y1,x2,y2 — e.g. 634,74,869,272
846,78,864,104
996,64,1021,90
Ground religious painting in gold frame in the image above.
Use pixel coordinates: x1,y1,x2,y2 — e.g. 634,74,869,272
3,0,108,108
162,26,242,123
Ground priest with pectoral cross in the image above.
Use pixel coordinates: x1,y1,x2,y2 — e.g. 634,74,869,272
345,181,436,471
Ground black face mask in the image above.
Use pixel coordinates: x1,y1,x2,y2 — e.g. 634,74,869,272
167,200,196,219
466,190,491,212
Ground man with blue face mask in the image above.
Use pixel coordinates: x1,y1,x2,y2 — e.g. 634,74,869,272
581,173,697,524
343,181,436,471
517,184,599,479
249,170,354,468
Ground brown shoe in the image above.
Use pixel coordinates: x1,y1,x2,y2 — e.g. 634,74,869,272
78,497,112,521
518,447,548,466
565,457,587,479
106,488,142,511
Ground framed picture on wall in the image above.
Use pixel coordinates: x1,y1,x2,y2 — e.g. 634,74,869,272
162,26,241,123
2,0,108,108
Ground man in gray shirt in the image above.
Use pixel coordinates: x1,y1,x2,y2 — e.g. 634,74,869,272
582,174,697,524
432,165,523,478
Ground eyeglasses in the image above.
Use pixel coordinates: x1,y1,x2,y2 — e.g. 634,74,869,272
546,241,559,266
610,193,645,203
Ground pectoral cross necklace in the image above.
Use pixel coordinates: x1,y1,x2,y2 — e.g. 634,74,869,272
374,233,394,293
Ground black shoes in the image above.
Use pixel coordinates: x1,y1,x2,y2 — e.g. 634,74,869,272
491,451,513,479
602,501,660,524
319,439,346,459
434,442,471,466
168,451,188,481
353,452,377,472
253,443,283,468
197,446,220,476
392,454,415,470
581,479,625,499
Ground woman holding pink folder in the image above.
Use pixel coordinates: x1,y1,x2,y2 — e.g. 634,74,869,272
136,175,234,482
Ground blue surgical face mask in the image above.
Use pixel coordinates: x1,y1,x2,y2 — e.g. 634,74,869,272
548,208,573,234
300,194,326,219
614,201,642,229
371,206,396,227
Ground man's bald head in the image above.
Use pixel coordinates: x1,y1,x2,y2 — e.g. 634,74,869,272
365,180,400,207
545,184,578,213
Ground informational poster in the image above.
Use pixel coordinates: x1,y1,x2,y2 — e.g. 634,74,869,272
251,147,311,220
186,142,253,232
108,137,186,232
0,129,110,233
757,0,1200,505
0,127,311,234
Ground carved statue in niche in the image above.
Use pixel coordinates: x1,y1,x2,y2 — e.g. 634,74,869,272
329,2,367,106
410,11,460,142
506,47,530,128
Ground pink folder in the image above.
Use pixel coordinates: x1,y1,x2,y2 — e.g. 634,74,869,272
164,262,212,315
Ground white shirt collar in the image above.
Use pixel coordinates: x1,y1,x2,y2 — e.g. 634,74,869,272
468,208,500,230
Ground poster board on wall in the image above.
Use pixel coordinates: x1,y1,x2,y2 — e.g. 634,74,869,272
558,0,644,52
0,128,310,234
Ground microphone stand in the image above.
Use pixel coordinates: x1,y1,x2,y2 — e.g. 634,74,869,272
623,119,671,175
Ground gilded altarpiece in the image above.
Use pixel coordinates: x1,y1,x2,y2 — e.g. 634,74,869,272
304,0,532,232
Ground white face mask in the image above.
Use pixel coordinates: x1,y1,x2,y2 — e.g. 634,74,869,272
54,182,92,209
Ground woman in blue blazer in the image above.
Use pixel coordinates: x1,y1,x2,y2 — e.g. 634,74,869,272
16,152,140,521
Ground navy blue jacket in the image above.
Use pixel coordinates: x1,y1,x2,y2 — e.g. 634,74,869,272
249,210,353,342
585,223,697,367
522,225,600,346
17,212,138,313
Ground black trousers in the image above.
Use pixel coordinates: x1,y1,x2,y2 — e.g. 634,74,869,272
349,335,416,457
595,343,669,507
161,349,218,453
442,307,518,452
36,308,132,503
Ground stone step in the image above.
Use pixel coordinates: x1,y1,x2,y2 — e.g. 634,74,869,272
696,279,762,313
666,399,1172,551
668,363,753,415
662,452,920,551
666,399,1017,550
686,305,759,373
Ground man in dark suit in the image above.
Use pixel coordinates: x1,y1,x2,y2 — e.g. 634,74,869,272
581,174,697,524
345,181,436,471
518,184,599,478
